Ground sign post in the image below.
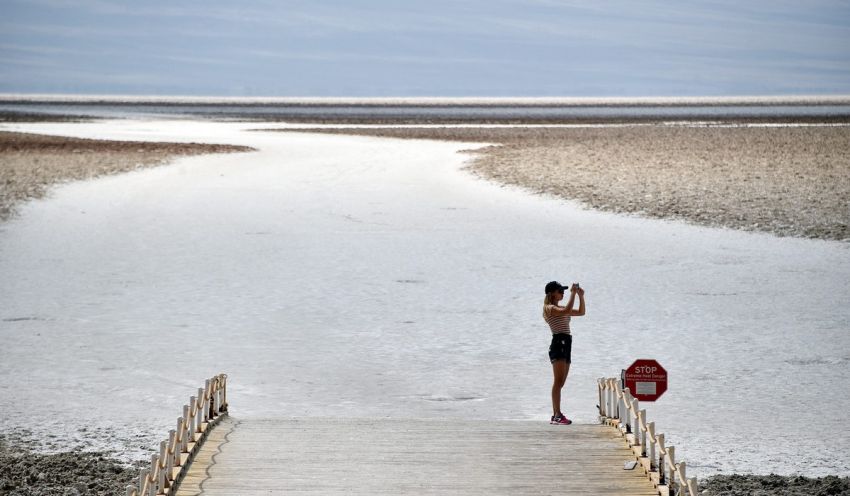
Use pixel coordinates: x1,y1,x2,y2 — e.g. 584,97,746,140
623,359,667,402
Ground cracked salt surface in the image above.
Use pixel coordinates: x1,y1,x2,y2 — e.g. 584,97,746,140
0,120,849,477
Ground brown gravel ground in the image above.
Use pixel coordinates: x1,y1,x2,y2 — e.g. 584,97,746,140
0,444,142,496
0,131,255,221
698,474,850,495
275,125,850,241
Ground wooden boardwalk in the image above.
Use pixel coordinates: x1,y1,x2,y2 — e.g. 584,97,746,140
176,416,658,495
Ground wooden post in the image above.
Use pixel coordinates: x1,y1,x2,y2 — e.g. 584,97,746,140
181,409,189,453
157,441,167,490
687,477,699,495
198,387,205,427
188,394,196,436
220,375,226,410
602,379,608,417
221,376,227,411
617,386,628,420
148,454,158,496
657,434,665,485
188,396,197,440
176,416,186,458
182,403,190,426
610,379,616,418
138,468,148,495
631,398,640,448
622,388,631,432
200,387,207,424
209,385,216,419
648,422,656,469
668,446,676,494
597,379,604,416
197,388,205,430
639,410,647,456
204,380,211,422
166,430,176,481
615,380,622,420
615,383,621,421
216,379,220,412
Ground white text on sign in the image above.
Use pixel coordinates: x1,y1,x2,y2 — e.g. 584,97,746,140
634,366,658,374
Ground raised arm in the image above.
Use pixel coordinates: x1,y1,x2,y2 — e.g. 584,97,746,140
563,288,576,313
574,289,586,316
548,286,585,316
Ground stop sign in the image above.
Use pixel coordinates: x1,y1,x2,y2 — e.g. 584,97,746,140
623,359,667,402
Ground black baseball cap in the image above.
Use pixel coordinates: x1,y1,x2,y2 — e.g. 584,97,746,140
545,281,569,294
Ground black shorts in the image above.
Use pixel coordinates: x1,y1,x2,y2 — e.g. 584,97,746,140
548,333,572,363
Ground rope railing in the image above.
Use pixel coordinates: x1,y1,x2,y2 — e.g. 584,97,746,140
125,373,228,496
598,377,698,496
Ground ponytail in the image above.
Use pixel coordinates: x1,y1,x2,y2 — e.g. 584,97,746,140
543,293,554,318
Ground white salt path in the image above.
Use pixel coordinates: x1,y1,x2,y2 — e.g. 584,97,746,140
0,120,848,478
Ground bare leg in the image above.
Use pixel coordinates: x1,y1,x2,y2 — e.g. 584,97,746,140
551,360,569,416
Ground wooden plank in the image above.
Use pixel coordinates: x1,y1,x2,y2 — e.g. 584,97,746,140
174,421,230,496
175,417,660,496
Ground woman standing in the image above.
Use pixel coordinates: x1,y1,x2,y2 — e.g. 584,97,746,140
543,280,586,425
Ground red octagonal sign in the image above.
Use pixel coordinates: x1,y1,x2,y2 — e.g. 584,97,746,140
624,359,667,402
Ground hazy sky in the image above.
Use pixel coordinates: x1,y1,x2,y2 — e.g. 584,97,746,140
1,0,849,96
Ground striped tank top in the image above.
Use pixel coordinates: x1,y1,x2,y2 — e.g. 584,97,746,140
544,304,571,335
